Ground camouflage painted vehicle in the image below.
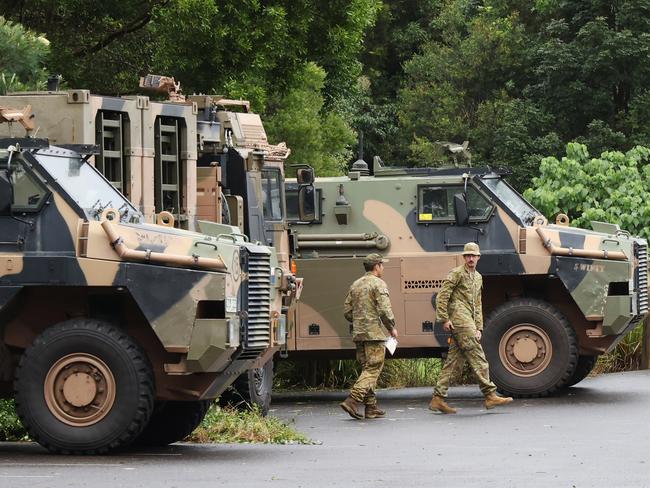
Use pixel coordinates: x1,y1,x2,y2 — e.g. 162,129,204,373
285,157,648,397
191,93,313,411
0,135,280,453
0,85,312,414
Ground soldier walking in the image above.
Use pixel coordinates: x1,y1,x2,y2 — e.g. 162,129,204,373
340,253,398,420
429,242,513,413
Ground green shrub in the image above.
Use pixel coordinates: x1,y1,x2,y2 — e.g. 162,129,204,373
595,323,645,374
274,357,446,390
0,400,28,441
187,405,310,444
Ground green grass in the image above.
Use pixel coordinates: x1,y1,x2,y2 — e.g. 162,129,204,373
187,405,311,444
274,357,446,390
594,323,645,374
0,399,309,445
0,400,28,441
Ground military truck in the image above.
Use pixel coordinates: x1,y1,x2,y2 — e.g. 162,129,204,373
284,157,648,397
190,92,313,410
0,82,314,413
0,113,283,453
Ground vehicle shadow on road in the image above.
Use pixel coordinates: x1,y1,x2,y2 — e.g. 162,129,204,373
0,441,297,460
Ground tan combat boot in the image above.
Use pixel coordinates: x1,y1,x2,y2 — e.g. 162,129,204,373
340,396,363,419
365,404,386,419
484,392,513,410
428,395,457,414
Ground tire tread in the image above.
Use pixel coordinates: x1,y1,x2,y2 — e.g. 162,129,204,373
485,298,578,398
14,318,155,455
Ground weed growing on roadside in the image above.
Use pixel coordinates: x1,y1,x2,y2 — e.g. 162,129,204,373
0,400,28,441
187,405,311,444
0,399,309,445
594,323,644,374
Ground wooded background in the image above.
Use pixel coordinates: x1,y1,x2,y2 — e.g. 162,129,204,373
3,0,650,190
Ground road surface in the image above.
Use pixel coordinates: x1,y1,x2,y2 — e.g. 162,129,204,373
1,370,649,488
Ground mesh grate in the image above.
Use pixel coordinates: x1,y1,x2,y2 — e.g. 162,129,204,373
636,243,648,315
404,279,444,290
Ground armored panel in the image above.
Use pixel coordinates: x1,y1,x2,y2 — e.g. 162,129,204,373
0,92,143,211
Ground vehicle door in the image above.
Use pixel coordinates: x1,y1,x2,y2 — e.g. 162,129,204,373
0,153,50,254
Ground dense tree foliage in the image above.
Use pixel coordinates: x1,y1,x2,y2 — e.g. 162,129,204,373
525,143,650,240
0,0,379,168
0,16,49,94
361,0,650,189
3,1,650,189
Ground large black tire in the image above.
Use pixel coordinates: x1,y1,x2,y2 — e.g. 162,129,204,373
483,298,578,397
563,355,598,388
219,359,273,415
135,400,213,446
14,318,155,454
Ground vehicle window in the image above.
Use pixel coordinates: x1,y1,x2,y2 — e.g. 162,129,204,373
10,159,47,212
35,152,142,223
285,184,322,223
418,185,493,223
261,168,283,221
480,177,539,226
419,187,450,220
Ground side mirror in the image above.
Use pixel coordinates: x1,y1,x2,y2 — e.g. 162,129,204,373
296,167,315,185
0,171,13,216
298,184,316,222
453,193,469,226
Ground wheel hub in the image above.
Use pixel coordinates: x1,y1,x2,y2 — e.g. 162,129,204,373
62,372,97,407
499,324,553,377
44,353,116,426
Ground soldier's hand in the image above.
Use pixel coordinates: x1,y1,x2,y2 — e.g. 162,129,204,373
475,330,482,341
443,320,454,332
390,328,398,338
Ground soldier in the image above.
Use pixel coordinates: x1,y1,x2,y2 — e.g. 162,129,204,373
340,253,399,420
429,242,513,413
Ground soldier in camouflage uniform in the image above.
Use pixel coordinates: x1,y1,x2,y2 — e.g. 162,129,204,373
429,243,513,413
340,253,399,420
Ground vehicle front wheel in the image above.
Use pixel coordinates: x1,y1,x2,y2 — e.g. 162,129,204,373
483,298,578,397
219,359,273,415
563,354,598,388
14,318,155,454
135,400,213,446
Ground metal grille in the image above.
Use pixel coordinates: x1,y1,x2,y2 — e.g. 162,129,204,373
636,243,648,315
241,251,272,357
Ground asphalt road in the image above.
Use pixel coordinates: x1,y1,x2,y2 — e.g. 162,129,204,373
1,370,650,488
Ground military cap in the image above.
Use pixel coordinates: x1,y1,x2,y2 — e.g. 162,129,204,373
462,242,481,256
364,253,389,266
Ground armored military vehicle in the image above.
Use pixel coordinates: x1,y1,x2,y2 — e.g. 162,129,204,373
190,93,314,410
284,157,648,397
0,82,314,414
0,118,282,452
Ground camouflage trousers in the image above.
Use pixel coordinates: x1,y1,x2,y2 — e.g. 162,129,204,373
433,328,497,397
349,341,386,406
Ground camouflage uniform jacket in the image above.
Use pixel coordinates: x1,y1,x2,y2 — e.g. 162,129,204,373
435,265,483,331
343,272,396,342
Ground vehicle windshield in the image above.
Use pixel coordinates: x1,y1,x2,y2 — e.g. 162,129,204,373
480,176,539,226
261,167,283,221
34,151,143,223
